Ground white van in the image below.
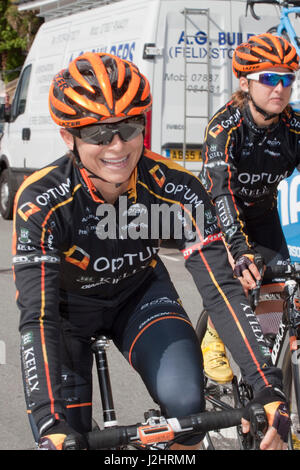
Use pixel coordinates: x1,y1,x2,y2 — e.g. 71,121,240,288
0,0,296,218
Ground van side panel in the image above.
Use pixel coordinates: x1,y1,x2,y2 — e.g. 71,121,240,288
153,0,284,173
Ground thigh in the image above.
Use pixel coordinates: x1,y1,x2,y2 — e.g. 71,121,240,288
114,260,205,420
246,208,290,283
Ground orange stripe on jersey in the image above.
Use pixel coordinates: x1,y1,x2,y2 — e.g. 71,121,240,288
196,247,270,387
38,185,82,419
12,169,81,421
204,106,229,141
79,168,104,203
204,110,243,195
40,184,82,249
144,148,168,162
39,260,58,417
12,166,58,255
66,402,92,409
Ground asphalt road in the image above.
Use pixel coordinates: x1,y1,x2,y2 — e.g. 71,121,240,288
0,217,205,450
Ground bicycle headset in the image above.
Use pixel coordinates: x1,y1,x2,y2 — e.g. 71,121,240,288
232,33,299,120
48,52,152,187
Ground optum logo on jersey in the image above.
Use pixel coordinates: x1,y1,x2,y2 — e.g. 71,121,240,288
95,196,204,241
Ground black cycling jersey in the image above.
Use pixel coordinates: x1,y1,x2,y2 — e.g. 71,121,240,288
200,102,300,261
13,148,283,434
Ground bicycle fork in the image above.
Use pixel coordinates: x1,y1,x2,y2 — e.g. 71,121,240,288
91,335,118,428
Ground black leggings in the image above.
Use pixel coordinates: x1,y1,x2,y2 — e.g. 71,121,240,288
57,260,205,444
245,207,290,283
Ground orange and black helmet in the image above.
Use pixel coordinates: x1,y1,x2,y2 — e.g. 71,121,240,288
49,52,152,127
232,33,299,78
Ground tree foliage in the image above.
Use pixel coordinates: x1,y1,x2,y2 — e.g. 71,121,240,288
0,1,43,81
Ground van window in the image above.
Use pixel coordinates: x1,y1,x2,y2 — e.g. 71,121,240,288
11,65,32,120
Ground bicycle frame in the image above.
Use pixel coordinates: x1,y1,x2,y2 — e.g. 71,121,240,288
250,268,300,424
60,333,267,450
276,6,300,54
247,1,300,109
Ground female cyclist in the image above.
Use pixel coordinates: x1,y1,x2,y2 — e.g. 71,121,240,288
13,51,290,450
200,33,300,386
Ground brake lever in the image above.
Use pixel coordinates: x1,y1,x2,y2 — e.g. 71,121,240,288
63,434,86,450
240,403,268,450
249,403,268,450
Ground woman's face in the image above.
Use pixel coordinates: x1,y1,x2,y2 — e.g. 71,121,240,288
240,67,293,117
61,116,144,186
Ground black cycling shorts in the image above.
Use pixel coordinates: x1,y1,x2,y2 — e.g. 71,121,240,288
55,259,205,445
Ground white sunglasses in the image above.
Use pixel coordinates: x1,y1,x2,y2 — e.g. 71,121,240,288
246,71,296,88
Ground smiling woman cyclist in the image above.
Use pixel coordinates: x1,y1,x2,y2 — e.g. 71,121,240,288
200,33,300,386
13,51,290,450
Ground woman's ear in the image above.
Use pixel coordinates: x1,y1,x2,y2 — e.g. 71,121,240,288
239,76,249,93
60,128,75,150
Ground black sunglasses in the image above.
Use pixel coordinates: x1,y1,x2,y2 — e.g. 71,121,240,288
67,115,145,145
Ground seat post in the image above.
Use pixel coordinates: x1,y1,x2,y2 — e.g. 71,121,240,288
91,335,118,427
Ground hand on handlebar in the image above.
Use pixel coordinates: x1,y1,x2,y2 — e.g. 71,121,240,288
38,420,87,450
242,387,290,450
233,253,265,293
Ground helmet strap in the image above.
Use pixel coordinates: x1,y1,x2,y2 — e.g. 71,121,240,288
73,140,123,188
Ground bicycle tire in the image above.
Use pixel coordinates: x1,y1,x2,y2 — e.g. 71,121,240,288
195,309,245,450
280,337,300,449
195,309,209,342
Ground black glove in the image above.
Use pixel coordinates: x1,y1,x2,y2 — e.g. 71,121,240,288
38,420,87,450
233,254,255,278
243,387,291,443
234,253,264,278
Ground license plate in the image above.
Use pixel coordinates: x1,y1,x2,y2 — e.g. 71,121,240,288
168,149,202,161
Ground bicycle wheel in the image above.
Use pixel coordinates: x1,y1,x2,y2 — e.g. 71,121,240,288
195,310,245,450
279,336,300,449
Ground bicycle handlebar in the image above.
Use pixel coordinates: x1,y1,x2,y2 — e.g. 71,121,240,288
90,408,243,449
264,262,300,280
63,408,247,450
249,262,300,310
246,0,281,20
